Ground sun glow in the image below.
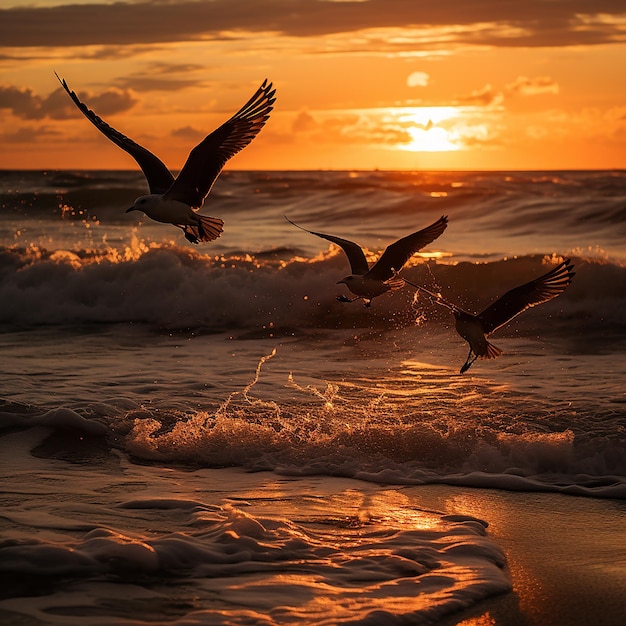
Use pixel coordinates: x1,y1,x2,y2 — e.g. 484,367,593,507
396,107,461,152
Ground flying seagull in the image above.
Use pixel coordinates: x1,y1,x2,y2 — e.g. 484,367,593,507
402,259,575,373
286,215,448,306
56,73,276,244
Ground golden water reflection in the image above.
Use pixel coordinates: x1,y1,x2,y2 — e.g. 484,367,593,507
404,485,626,626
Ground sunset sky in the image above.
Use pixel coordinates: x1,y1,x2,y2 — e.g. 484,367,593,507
1,0,625,171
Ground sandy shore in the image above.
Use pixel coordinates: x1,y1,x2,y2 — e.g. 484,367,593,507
414,485,626,626
200,470,626,625
2,447,623,625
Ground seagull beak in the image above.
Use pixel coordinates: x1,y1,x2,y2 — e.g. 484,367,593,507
336,279,346,285
125,207,136,213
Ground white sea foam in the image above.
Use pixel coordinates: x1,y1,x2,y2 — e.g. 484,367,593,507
0,429,510,626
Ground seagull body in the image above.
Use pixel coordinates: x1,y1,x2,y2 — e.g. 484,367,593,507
453,310,504,364
402,260,575,372
123,195,224,242
57,74,276,243
286,215,448,306
338,274,400,301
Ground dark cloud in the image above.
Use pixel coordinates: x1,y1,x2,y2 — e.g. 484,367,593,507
148,62,206,74
0,86,42,119
0,45,164,61
171,126,205,141
0,85,72,120
0,84,138,119
81,45,164,60
114,76,203,91
83,88,139,116
0,1,624,48
1,125,61,143
115,61,208,91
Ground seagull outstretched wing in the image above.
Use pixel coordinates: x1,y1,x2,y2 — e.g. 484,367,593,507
56,73,175,194
478,260,575,334
366,215,448,282
165,80,276,209
285,216,370,276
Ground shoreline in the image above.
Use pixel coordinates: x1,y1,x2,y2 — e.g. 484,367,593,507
215,471,626,625
1,439,625,625
413,485,626,626
168,468,626,625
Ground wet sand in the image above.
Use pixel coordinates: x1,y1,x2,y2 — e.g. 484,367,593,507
419,486,626,626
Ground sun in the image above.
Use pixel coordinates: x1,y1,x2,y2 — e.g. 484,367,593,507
405,126,459,152
396,107,461,152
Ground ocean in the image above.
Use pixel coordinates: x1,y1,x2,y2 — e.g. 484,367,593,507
0,169,625,625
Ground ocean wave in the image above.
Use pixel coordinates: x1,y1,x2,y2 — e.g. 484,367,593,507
0,242,624,334
2,348,624,500
2,170,625,258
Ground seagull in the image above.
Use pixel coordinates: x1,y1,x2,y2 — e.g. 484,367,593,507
56,73,276,244
401,259,575,373
286,215,448,306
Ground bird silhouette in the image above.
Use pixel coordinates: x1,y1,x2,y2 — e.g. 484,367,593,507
57,74,276,244
286,215,448,306
402,259,575,372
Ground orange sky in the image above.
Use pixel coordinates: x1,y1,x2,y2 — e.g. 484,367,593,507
1,0,625,171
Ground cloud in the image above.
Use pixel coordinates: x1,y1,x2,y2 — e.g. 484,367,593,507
292,110,318,133
171,126,205,141
0,86,44,119
455,84,504,107
0,1,624,49
1,125,61,143
506,76,560,96
83,88,139,116
0,83,138,119
448,76,558,111
407,72,429,88
114,76,203,92
0,85,77,120
288,110,412,146
114,62,208,92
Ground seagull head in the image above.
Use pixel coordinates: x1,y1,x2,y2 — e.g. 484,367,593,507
337,275,354,286
126,195,156,214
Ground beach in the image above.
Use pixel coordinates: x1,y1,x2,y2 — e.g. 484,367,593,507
424,486,626,626
2,451,624,625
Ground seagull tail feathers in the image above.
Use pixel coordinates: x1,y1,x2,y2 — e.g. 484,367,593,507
484,341,502,360
183,216,224,244
460,340,501,373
